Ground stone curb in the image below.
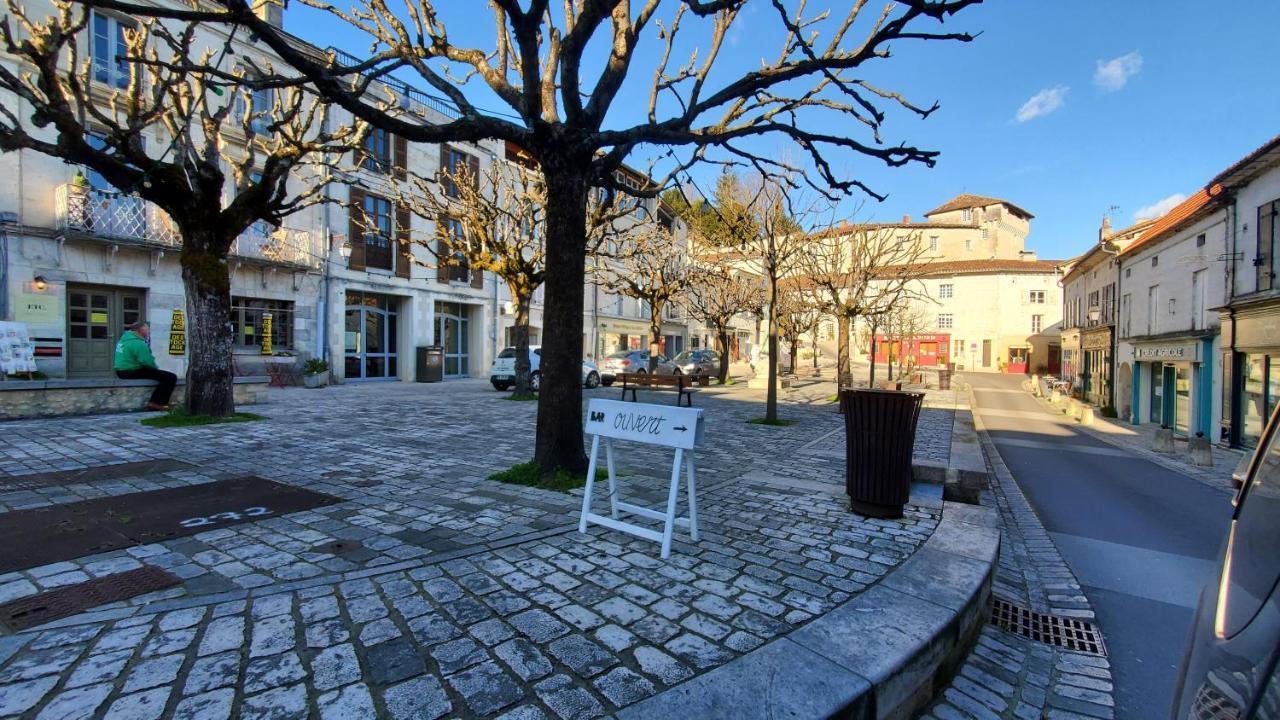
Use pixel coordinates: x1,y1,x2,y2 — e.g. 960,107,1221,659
616,500,1000,720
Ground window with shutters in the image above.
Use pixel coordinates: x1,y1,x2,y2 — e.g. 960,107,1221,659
440,216,471,283
362,129,392,174
1258,198,1279,292
91,12,132,89
441,146,478,199
362,194,394,270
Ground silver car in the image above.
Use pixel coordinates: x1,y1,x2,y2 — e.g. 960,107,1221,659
1171,402,1280,719
670,349,720,377
598,350,674,386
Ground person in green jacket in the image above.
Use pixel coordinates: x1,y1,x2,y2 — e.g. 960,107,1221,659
114,320,176,410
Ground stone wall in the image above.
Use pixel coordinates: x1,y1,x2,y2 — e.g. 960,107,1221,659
0,378,268,420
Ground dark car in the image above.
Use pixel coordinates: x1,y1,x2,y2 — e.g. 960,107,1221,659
1171,403,1280,719
598,350,674,386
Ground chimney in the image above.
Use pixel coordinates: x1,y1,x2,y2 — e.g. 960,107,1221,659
902,215,911,224
254,0,285,28
1099,215,1112,243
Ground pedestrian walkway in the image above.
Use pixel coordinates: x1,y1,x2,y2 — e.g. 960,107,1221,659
0,380,954,719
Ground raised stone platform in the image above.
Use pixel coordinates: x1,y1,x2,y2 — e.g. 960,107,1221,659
0,377,269,420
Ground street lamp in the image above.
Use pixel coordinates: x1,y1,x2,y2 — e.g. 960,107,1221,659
338,238,353,260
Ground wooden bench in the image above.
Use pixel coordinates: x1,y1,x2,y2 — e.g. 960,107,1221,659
618,372,697,407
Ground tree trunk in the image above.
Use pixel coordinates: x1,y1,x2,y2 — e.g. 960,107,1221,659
868,318,878,387
837,314,850,388
766,268,778,422
811,332,818,370
534,161,589,476
511,286,534,396
649,304,663,373
179,231,235,417
716,328,730,384
788,337,798,375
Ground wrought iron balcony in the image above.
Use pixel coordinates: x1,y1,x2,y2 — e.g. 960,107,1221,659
55,184,320,270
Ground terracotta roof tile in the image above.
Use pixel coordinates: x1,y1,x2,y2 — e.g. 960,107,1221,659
1121,186,1225,256
923,194,1034,220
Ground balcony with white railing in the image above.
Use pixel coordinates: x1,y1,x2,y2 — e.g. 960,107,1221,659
55,184,321,271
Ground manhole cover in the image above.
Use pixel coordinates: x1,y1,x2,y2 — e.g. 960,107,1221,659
0,477,342,573
989,596,1107,656
0,565,180,632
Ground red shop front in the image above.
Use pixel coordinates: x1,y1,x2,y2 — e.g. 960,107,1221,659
874,333,951,368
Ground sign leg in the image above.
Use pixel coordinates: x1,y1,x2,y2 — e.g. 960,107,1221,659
578,435,601,535
660,448,684,559
685,452,699,541
604,438,620,520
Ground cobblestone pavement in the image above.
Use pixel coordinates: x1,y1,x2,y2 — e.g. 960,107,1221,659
0,380,949,719
921,386,1117,720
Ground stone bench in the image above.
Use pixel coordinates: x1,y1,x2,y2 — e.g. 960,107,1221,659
0,376,269,420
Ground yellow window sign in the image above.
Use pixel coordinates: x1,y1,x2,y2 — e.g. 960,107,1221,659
260,313,274,355
90,311,109,324
168,309,186,356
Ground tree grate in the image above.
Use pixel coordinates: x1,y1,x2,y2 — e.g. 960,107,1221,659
989,596,1107,656
0,565,180,632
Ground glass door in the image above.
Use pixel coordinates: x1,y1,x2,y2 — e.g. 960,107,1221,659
344,292,398,381
434,302,469,378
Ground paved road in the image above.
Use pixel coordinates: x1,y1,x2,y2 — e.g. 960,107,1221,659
964,373,1235,718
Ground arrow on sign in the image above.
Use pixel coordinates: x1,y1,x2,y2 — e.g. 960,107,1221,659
673,425,688,432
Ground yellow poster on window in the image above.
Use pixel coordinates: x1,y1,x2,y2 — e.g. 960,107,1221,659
260,313,273,355
168,309,186,355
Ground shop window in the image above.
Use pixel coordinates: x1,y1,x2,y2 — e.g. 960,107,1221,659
230,297,293,350
1241,355,1280,448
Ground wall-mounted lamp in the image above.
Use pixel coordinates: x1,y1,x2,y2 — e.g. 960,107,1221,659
339,240,353,260
33,275,48,291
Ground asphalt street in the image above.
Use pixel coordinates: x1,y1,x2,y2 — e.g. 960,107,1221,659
964,373,1235,718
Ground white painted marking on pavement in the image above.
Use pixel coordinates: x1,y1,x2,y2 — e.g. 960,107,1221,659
1050,532,1218,609
992,437,1132,458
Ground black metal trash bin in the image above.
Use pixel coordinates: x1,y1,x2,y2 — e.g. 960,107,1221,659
416,346,444,383
839,388,925,519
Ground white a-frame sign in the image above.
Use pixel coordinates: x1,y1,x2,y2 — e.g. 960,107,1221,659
578,399,704,559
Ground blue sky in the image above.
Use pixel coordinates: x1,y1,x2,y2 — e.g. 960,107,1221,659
288,1,1280,260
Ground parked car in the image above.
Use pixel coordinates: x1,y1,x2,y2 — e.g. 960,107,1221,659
488,346,600,391
598,350,674,386
670,349,720,377
1171,402,1280,719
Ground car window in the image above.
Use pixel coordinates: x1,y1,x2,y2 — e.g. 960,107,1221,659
497,348,516,359
607,351,631,359
1220,406,1280,637
674,352,693,362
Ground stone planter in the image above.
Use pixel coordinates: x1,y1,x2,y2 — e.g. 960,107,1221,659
303,371,329,389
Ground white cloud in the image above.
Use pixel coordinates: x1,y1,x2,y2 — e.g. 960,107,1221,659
1094,51,1143,92
1015,86,1069,123
1135,193,1187,222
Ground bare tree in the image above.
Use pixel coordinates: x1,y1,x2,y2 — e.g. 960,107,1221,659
88,0,981,472
0,5,364,415
715,172,812,422
684,264,762,384
773,287,817,377
798,223,929,388
882,301,928,381
863,262,933,386
594,222,696,373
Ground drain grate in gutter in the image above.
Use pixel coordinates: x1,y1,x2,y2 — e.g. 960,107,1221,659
989,596,1107,656
0,565,181,632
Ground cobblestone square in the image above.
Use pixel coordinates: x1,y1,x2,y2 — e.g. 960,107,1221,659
0,381,953,718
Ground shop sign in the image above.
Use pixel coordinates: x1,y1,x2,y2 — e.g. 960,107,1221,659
13,293,59,324
260,313,274,355
1134,343,1199,362
167,309,186,356
1081,329,1112,351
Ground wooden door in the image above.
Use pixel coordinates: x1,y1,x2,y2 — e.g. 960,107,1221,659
67,285,145,378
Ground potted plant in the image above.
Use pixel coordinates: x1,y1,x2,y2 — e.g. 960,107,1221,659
302,358,329,388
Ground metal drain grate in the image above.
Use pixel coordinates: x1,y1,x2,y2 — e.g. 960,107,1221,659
989,596,1107,656
0,565,181,632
